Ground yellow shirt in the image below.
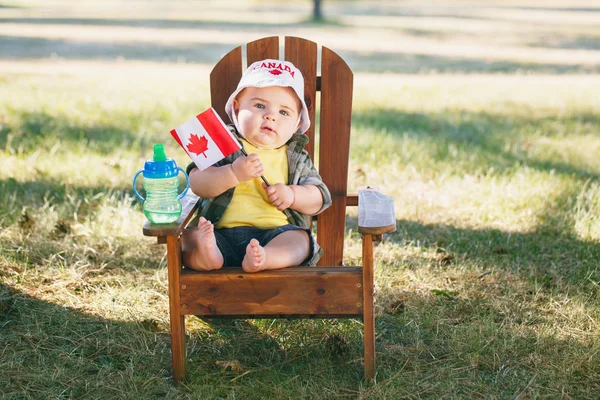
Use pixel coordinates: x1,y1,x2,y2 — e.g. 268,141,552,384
215,139,289,229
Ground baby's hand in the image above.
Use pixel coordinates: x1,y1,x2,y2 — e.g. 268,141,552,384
263,183,294,211
232,153,263,182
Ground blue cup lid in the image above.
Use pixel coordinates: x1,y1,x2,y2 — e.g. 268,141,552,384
143,144,179,178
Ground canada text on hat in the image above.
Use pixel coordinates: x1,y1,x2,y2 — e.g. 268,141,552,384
252,61,296,78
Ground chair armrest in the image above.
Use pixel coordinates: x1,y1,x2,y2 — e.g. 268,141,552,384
143,192,201,237
357,189,396,235
347,194,358,207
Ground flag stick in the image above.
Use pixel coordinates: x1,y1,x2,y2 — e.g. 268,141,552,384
240,148,271,187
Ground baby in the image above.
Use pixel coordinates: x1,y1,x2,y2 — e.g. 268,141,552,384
182,59,331,273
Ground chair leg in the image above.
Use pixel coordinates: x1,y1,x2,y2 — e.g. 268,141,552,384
167,235,187,382
362,234,376,381
170,314,186,383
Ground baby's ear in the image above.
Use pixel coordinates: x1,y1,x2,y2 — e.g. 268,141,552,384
233,99,240,115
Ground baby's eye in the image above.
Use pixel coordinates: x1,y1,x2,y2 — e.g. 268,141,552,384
279,110,290,116
255,103,265,109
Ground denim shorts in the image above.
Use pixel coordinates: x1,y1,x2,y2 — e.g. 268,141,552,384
214,225,314,267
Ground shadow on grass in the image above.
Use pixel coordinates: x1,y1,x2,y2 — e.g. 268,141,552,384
0,173,187,213
0,177,173,271
2,278,598,398
527,33,600,51
2,33,596,74
351,107,600,180
1,110,156,155
345,106,600,288
370,278,600,398
0,177,136,208
342,50,600,74
341,215,600,397
189,317,362,380
511,6,600,13
0,281,364,398
0,282,174,398
0,16,348,31
345,108,600,289
0,34,233,64
345,210,600,292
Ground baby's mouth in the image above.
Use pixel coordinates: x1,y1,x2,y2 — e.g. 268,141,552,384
260,125,276,134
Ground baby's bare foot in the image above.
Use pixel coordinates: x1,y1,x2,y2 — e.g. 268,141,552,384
187,217,223,271
242,238,267,273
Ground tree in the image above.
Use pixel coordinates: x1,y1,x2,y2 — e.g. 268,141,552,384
313,0,323,21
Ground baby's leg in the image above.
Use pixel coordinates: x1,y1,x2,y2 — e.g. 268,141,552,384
182,217,223,271
242,230,309,273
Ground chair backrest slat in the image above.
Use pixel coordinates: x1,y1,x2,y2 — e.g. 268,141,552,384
285,36,318,158
316,46,353,266
247,36,279,65
210,46,242,124
209,37,353,267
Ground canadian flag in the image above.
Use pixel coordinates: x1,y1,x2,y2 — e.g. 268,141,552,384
170,108,241,171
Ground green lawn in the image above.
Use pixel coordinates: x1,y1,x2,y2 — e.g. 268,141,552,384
1,1,600,399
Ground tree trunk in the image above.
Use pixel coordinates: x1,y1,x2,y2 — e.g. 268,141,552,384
313,0,323,21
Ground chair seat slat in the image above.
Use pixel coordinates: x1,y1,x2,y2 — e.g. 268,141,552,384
180,267,363,316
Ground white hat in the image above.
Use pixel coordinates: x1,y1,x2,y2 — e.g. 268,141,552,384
225,59,310,135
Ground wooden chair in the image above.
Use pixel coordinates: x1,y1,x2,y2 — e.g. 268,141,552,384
143,36,395,382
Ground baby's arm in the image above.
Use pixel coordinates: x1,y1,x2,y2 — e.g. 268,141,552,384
289,184,323,215
190,153,264,198
263,183,323,215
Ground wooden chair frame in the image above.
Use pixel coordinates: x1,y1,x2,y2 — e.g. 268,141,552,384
143,36,395,382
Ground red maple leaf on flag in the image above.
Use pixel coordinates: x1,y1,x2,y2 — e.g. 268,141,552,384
269,69,282,76
187,133,209,158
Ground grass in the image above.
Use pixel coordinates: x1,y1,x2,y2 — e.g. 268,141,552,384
1,0,600,398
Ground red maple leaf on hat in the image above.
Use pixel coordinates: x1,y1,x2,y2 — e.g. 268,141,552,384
269,69,282,76
187,133,209,158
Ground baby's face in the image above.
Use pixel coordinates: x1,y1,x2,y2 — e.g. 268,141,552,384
233,86,301,149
